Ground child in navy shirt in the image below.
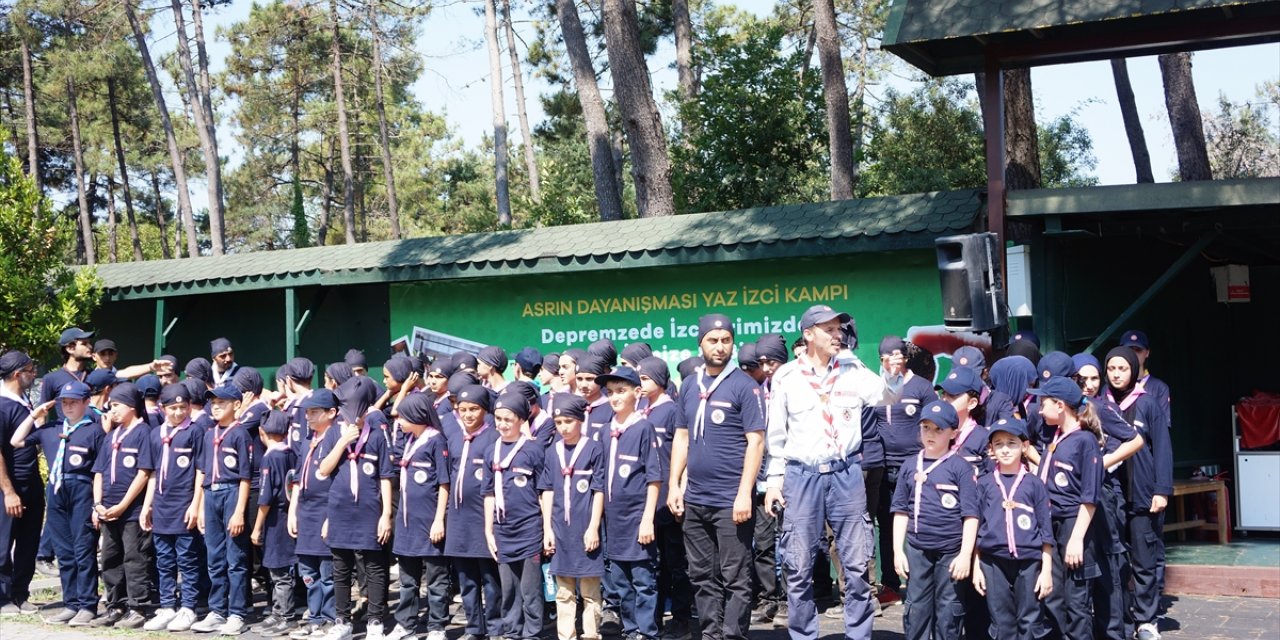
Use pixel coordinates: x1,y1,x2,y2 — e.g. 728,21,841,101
574,356,614,443
192,385,255,634
318,377,396,640
596,368,663,640
141,384,206,632
388,393,451,640
1029,376,1104,640
539,395,606,640
445,384,502,640
891,400,979,640
91,383,157,629
937,366,991,476
251,411,299,637
972,418,1054,640
289,390,342,639
484,394,546,640
8,382,103,627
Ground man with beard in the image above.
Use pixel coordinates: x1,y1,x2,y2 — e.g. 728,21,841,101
0,351,43,615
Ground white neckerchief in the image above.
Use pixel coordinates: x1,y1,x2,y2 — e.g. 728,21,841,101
157,418,193,494
912,450,953,533
110,419,144,485
454,422,490,508
556,438,588,524
607,412,643,501
398,428,438,525
692,365,734,441
492,435,530,521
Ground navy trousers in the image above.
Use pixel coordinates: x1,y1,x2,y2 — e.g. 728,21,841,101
44,479,98,611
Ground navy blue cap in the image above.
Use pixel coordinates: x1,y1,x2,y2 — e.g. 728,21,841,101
232,367,264,396
300,389,339,410
57,381,92,400
800,304,850,330
59,327,94,346
635,357,671,390
988,417,1029,441
478,346,508,373
755,334,789,363
326,362,354,386
588,339,618,367
677,356,704,381
1119,330,1150,350
576,355,610,377
260,410,290,436
451,351,479,371
182,378,207,403
447,370,480,396
501,380,541,408
698,314,735,342
1028,376,1085,409
1072,353,1101,375
136,374,162,398
398,393,442,429
455,384,491,411
1008,329,1040,349
0,351,33,379
937,366,984,395
85,368,119,393
620,343,652,367
514,347,542,375
494,394,531,422
344,348,367,369
596,366,642,389
542,353,561,374
952,346,986,371
879,335,907,357
737,343,760,369
159,383,190,405
93,339,118,353
1038,351,1074,381
107,382,145,415
562,349,588,364
551,395,588,422
384,356,416,383
286,357,315,382
210,337,233,357
921,400,959,430
205,385,242,401
184,358,212,384
428,358,457,378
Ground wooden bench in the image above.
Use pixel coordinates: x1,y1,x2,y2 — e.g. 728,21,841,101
1165,479,1230,544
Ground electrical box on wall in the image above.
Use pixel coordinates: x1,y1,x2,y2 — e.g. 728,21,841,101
1007,245,1032,317
1211,264,1251,303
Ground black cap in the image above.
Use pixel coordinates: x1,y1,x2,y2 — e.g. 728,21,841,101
159,383,190,406
93,339,118,353
755,334,789,363
551,394,588,421
596,366,642,389
455,384,491,411
514,347,542,375
698,314,734,342
494,394,531,422
588,339,618,367
260,410,290,436
737,343,760,370
0,351,33,379
478,346,508,373
301,389,339,409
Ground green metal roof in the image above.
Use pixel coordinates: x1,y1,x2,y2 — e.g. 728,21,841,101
883,0,1280,75
94,189,984,301
1007,177,1279,217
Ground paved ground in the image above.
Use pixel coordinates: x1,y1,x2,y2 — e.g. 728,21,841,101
2,591,1277,640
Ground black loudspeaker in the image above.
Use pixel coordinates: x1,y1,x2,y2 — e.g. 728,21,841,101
935,232,1008,332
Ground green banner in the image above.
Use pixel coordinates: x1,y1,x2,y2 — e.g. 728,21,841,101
390,252,944,370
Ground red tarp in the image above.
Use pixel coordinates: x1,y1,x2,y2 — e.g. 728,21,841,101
1237,392,1280,449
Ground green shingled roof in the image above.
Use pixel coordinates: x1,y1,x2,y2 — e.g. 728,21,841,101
93,189,983,300
883,0,1280,75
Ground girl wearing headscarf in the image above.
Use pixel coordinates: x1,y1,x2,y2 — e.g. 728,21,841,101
989,356,1037,421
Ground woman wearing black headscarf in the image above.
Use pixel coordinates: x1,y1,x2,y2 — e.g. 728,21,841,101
1103,347,1171,640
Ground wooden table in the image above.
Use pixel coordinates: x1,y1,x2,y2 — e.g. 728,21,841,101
1166,479,1230,544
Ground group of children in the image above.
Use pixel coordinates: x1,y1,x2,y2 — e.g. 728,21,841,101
0,323,1173,640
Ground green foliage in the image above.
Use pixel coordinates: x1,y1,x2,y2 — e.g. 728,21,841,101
672,19,827,212
861,78,987,196
1038,108,1099,188
0,153,102,362
1204,82,1280,179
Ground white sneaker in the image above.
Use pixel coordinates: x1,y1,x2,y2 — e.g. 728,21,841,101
145,608,178,631
426,630,446,640
322,621,354,640
366,620,385,640
192,611,228,633
169,607,199,632
383,623,413,640
220,615,248,635
1136,622,1162,640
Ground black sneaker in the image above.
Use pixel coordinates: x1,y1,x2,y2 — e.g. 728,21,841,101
660,618,691,640
258,617,295,638
601,610,622,636
115,609,148,629
750,603,777,624
253,614,286,632
90,608,126,627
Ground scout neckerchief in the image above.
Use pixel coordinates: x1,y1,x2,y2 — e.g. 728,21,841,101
1106,385,1146,413
886,371,914,426
994,466,1030,557
343,418,373,501
51,415,93,493
110,418,145,485
607,412,642,502
210,419,241,483
556,437,588,524
1038,427,1066,483
642,393,671,419
491,434,529,522
454,421,490,508
157,418,193,495
912,450,953,533
951,417,980,456
799,355,840,454
0,386,33,411
692,365,734,441
300,425,330,491
398,428,438,525
584,396,608,430
528,411,551,440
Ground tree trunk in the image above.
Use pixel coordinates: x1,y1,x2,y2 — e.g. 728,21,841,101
327,0,357,243
672,0,698,112
169,0,225,254
600,0,675,217
318,137,336,246
484,0,513,225
813,0,854,200
150,170,172,260
1110,59,1154,183
66,77,95,265
554,0,623,221
106,179,119,263
1158,52,1212,181
849,35,870,195
800,22,817,83
124,0,198,257
20,36,41,192
367,6,402,239
502,0,541,204
107,78,145,261
1003,68,1041,190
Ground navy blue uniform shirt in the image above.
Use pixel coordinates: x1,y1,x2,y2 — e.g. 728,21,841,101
875,373,935,467
294,424,340,557
603,417,662,561
952,419,993,476
1113,392,1173,514
326,419,395,551
28,415,105,487
483,436,545,563
641,397,681,524
200,421,254,488
0,395,41,484
92,420,156,521
1038,428,1104,520
258,444,298,568
539,438,606,578
890,453,979,553
676,367,766,508
444,424,499,558
149,419,205,535
583,398,614,445
393,429,450,558
976,469,1054,560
